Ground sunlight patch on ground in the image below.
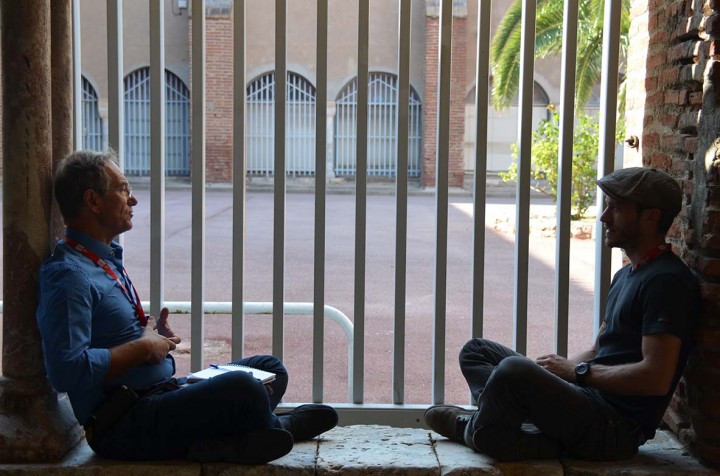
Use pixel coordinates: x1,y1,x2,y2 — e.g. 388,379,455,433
451,201,597,293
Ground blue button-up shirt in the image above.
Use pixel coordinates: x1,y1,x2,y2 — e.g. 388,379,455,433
36,229,175,425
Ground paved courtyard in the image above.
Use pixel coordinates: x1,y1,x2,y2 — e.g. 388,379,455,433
0,186,605,406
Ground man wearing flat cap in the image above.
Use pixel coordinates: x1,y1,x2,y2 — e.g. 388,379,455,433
425,167,699,461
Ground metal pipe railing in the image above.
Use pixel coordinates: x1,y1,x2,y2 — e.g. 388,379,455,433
142,301,355,400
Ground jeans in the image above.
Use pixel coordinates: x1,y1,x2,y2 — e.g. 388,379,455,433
460,338,643,461
89,355,288,460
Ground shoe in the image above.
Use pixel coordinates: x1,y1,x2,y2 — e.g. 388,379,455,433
187,427,293,464
424,405,475,443
277,404,338,441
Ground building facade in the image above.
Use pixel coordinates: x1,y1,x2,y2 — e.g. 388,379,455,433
79,0,566,186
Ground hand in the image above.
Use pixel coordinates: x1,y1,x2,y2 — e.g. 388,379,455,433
154,307,182,344
536,353,575,382
140,316,177,364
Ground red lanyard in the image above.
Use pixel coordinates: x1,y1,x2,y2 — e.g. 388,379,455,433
635,243,671,269
64,238,147,326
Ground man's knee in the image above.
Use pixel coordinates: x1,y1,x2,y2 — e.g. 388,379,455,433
459,337,493,361
490,356,536,387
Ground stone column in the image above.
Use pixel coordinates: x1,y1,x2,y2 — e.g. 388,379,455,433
0,0,82,462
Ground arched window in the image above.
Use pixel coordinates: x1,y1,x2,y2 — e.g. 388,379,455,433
463,80,551,172
246,72,316,176
334,72,422,178
81,76,104,151
124,68,190,176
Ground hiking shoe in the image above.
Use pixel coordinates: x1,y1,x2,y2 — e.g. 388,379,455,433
424,405,475,443
187,427,293,464
277,404,338,441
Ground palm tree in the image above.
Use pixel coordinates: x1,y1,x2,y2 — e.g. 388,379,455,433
490,0,630,113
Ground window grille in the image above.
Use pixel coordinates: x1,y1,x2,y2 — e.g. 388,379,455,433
246,71,317,177
81,76,104,151
335,72,422,177
124,68,190,176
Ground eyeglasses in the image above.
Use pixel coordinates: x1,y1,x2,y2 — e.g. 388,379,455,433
106,184,133,198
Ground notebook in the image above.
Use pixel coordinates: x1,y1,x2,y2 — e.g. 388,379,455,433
187,364,276,384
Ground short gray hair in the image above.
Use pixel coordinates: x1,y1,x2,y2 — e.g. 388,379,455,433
54,150,118,220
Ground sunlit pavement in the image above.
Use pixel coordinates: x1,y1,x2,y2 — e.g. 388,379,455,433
0,185,606,406
120,187,602,405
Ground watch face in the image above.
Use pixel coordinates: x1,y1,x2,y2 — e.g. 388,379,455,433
577,363,589,375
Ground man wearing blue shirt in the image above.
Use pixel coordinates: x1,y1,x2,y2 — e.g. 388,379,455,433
425,167,699,461
36,150,337,463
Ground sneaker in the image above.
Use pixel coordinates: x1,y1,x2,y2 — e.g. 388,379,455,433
424,405,475,443
277,404,338,441
187,427,293,464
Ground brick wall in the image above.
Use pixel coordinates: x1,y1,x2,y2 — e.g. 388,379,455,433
188,10,234,183
629,0,720,467
422,14,466,189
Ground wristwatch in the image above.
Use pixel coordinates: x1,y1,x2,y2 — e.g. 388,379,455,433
575,361,591,386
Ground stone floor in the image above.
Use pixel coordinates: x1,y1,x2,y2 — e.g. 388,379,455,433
0,425,717,475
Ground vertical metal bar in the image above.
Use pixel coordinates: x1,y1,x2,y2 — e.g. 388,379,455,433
393,0,411,405
190,0,206,371
273,0,287,359
314,0,328,403
594,0,623,335
232,0,247,360
72,0,82,150
353,0,369,404
471,0,491,340
149,0,165,321
512,0,535,355
554,0,578,357
107,0,124,168
432,0,452,404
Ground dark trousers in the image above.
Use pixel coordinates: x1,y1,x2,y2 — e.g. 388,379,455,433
460,338,642,460
89,355,288,460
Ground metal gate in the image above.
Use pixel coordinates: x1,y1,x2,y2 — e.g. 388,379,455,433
335,72,422,177
246,71,316,177
81,76,104,152
124,67,190,176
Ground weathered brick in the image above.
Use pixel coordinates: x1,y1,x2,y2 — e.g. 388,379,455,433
709,186,720,206
668,42,695,63
643,131,662,149
661,67,680,86
648,152,673,169
698,255,720,278
705,209,720,233
693,440,720,468
662,134,685,151
701,281,720,301
694,420,720,440
699,394,720,419
690,91,703,106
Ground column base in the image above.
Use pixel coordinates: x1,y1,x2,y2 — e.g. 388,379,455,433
0,376,82,463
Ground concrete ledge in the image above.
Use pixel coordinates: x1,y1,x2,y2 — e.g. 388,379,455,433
0,426,715,475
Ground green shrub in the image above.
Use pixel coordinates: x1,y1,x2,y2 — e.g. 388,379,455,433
500,107,623,220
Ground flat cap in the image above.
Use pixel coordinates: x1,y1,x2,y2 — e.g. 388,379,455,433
596,167,682,220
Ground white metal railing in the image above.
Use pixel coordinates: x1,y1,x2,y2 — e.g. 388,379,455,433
142,301,355,398
67,0,622,425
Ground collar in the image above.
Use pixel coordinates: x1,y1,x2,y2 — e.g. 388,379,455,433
633,243,671,270
64,228,123,261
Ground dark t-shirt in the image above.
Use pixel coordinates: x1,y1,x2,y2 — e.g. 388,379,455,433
591,251,698,440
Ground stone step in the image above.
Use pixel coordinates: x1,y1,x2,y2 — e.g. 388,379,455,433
0,425,715,475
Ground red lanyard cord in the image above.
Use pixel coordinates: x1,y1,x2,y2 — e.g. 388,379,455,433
64,238,147,326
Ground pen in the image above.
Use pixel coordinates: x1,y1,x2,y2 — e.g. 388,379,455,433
210,364,219,369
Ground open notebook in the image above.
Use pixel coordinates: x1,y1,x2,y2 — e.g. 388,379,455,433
187,364,276,384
